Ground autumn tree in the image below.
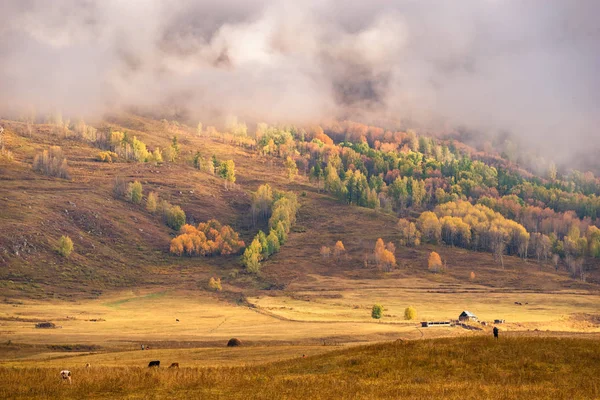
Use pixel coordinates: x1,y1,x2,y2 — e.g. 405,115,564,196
170,219,244,257
146,192,158,213
208,277,222,291
428,251,443,273
252,184,274,224
333,241,346,263
266,230,281,255
417,212,441,244
410,178,426,208
169,135,180,162
530,233,552,264
257,230,270,259
284,156,298,181
374,238,396,272
219,159,236,189
320,246,331,259
469,271,476,280
404,306,417,320
126,181,143,204
165,205,186,231
397,219,421,246
57,235,73,258
242,237,263,273
33,146,69,178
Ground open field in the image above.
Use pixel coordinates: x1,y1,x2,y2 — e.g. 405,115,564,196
1,336,599,399
1,285,599,367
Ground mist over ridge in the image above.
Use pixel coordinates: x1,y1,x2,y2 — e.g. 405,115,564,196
1,0,598,163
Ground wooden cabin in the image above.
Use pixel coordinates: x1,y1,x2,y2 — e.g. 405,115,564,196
458,310,478,322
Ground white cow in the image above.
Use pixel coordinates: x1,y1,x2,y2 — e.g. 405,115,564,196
60,370,72,384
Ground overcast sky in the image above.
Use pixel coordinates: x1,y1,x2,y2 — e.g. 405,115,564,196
1,0,598,161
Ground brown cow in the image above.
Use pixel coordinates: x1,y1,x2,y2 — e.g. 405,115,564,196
169,363,179,368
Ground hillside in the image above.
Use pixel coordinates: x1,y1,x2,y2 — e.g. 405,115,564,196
1,114,599,301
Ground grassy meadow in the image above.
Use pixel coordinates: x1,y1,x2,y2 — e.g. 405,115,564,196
1,336,599,399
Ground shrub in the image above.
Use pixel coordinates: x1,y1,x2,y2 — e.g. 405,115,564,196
404,306,417,320
57,235,73,257
96,151,118,162
372,304,384,319
208,277,222,291
126,181,143,204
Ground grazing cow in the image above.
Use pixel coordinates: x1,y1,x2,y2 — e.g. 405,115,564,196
60,370,72,384
85,363,91,368
169,363,179,368
148,360,160,368
176,319,179,322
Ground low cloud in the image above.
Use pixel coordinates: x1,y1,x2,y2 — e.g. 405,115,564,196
0,0,598,162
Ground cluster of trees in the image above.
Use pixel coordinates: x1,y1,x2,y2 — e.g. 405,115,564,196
170,219,245,257
155,198,186,231
96,151,119,163
113,179,186,231
394,200,592,278
108,131,164,163
242,188,299,273
251,122,600,274
373,239,396,271
193,153,237,190
320,241,346,263
371,304,417,320
33,146,69,178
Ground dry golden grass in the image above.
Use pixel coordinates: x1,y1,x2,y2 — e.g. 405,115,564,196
1,336,599,399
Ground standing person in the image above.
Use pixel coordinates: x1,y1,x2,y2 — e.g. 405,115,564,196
493,327,499,340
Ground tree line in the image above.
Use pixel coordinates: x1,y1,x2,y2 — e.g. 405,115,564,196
242,186,299,273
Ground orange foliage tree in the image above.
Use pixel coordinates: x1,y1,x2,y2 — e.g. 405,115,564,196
170,219,245,256
374,238,396,271
333,241,346,262
428,251,443,273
